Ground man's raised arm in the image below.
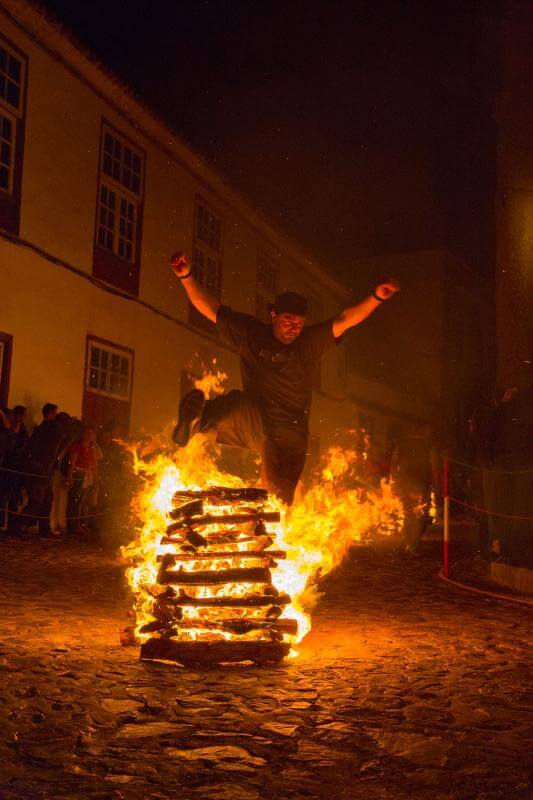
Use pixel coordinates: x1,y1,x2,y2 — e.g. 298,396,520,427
332,278,400,338
170,253,220,323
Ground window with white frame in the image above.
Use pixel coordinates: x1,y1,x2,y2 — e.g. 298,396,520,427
255,251,278,322
0,112,14,193
0,41,24,195
96,128,143,263
86,341,132,401
192,199,222,297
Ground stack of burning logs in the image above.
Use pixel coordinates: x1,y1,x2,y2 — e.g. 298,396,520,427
139,487,297,666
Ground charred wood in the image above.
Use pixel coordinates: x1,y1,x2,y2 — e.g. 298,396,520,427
172,487,268,505
143,618,298,636
161,590,290,608
166,511,280,535
158,566,272,586
160,533,274,551
140,637,290,666
157,550,286,564
168,498,204,521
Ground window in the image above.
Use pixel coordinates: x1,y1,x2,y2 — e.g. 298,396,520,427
192,247,221,296
196,202,222,252
0,332,12,407
0,38,26,233
255,251,278,322
192,199,222,296
0,44,23,111
0,112,13,192
190,199,223,332
86,341,132,401
102,130,142,194
93,123,145,295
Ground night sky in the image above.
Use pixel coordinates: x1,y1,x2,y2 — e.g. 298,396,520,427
39,0,499,288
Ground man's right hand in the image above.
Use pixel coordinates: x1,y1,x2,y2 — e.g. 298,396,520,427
170,250,220,323
170,252,190,278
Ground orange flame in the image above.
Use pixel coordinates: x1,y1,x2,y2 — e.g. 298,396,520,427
122,430,403,654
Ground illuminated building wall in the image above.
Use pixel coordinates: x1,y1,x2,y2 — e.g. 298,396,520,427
0,0,425,456
495,0,533,391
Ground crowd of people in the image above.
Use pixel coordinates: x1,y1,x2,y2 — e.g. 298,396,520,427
1,384,530,563
0,403,131,541
351,382,533,566
464,384,533,567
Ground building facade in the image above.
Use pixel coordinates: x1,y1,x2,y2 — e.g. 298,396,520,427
0,0,370,457
495,0,533,391
345,248,494,450
1,0,464,476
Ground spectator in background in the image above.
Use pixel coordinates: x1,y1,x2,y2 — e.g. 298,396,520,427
97,420,134,545
485,383,533,566
22,410,69,536
42,402,58,423
6,406,29,470
50,417,82,536
86,433,103,533
464,403,493,556
0,408,12,531
66,425,97,534
0,406,29,531
390,423,433,557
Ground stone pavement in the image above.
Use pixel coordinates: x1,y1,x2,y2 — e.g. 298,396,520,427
0,536,531,800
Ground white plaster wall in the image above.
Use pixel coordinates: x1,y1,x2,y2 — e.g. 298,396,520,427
0,4,365,440
1,238,240,431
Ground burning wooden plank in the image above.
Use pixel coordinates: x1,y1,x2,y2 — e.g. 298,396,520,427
158,566,272,586
172,487,268,505
160,532,274,548
140,617,298,636
157,550,286,564
158,589,291,608
140,637,290,666
168,498,204,522
166,511,280,535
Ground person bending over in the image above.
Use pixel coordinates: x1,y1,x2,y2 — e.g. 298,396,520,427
171,252,399,504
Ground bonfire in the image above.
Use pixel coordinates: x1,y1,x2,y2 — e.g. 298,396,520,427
122,422,403,666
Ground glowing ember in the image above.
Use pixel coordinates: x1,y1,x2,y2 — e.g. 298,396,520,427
122,428,403,663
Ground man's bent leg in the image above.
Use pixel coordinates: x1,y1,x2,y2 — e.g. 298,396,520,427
202,391,264,452
261,428,307,505
173,390,206,446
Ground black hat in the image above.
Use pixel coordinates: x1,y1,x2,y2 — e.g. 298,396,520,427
269,291,308,316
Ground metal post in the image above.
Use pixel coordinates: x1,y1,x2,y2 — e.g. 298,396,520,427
443,456,450,577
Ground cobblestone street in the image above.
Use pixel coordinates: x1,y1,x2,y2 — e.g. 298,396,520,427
0,536,531,800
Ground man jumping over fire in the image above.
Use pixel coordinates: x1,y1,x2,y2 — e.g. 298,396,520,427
170,252,399,505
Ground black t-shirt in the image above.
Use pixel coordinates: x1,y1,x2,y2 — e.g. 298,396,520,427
217,305,338,431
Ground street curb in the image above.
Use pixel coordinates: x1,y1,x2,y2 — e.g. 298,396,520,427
437,568,533,607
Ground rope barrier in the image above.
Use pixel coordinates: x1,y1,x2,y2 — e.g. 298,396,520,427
447,457,533,475
0,503,132,521
0,464,54,479
448,496,533,521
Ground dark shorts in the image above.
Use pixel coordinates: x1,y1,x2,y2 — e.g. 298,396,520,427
201,390,307,505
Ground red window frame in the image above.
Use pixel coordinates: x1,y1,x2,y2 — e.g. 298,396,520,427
0,35,28,235
92,120,146,296
189,197,223,335
82,334,135,434
0,331,13,407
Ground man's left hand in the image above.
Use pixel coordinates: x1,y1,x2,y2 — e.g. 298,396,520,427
374,278,400,300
